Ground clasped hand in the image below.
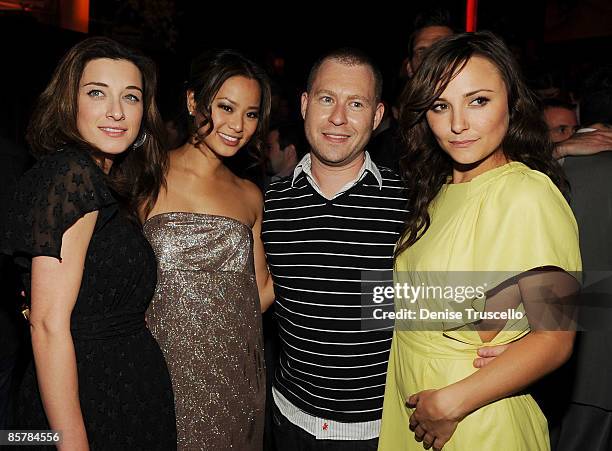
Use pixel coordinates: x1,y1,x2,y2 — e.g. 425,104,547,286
407,389,462,451
405,344,507,449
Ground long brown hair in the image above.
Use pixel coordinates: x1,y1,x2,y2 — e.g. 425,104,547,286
185,49,272,166
26,36,167,222
396,31,567,257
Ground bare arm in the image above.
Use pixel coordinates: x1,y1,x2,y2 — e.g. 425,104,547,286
553,124,612,159
409,270,578,450
30,211,98,451
251,190,275,312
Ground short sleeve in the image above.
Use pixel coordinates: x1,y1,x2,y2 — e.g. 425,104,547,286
475,169,582,277
445,169,582,343
0,148,117,268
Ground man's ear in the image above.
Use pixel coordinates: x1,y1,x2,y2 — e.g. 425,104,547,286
300,92,308,120
373,102,385,131
284,144,297,163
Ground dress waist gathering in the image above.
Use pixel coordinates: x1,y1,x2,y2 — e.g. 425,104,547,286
70,312,146,340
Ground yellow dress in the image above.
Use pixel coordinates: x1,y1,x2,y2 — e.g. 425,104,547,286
378,162,581,451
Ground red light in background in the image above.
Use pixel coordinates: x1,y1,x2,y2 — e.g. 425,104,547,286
466,0,478,32
0,1,23,10
59,0,89,33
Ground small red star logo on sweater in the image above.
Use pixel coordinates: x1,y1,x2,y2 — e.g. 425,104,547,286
322,422,329,431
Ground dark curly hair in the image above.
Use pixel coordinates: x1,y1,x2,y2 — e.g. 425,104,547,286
396,31,567,257
26,36,167,222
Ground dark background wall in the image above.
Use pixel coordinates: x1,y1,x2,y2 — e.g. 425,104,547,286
1,0,611,148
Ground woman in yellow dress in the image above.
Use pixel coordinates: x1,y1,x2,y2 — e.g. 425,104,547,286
378,32,581,451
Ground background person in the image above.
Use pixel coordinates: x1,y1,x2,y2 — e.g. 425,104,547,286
553,67,612,451
543,99,579,144
404,8,455,78
265,121,308,183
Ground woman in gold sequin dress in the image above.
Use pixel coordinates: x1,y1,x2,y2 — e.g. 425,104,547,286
142,50,275,450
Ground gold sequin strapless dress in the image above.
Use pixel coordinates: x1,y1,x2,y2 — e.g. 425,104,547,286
144,212,265,450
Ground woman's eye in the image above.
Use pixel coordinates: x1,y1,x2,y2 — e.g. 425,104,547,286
470,96,490,106
87,89,104,98
124,94,140,102
431,103,447,112
218,104,232,112
246,111,259,119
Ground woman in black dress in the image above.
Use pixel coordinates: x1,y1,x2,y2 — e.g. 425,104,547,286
1,37,176,450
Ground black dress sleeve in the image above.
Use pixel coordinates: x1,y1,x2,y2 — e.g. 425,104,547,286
0,147,117,268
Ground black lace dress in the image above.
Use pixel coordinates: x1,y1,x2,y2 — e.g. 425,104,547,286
0,147,176,450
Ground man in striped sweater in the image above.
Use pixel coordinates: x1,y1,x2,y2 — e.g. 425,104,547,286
262,48,408,450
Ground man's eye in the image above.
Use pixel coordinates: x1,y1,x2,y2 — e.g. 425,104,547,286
351,101,363,108
320,96,333,104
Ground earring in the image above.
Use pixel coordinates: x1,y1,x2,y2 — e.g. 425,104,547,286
132,130,148,149
188,110,195,116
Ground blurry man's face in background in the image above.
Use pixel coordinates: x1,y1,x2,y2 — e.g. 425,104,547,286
266,129,284,175
544,106,579,143
408,25,454,75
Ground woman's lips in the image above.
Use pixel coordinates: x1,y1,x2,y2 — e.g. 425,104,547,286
218,131,240,147
449,138,479,148
99,126,127,137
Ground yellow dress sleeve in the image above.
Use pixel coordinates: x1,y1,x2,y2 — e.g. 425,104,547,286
474,169,581,275
446,168,582,344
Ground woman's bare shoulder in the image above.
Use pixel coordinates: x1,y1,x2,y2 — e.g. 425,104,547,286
236,176,264,208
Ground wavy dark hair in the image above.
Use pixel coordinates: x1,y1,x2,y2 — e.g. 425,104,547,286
26,36,167,222
396,31,567,257
185,49,271,167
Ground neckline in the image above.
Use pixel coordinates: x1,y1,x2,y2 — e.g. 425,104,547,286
144,211,252,234
444,161,527,188
60,146,111,177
